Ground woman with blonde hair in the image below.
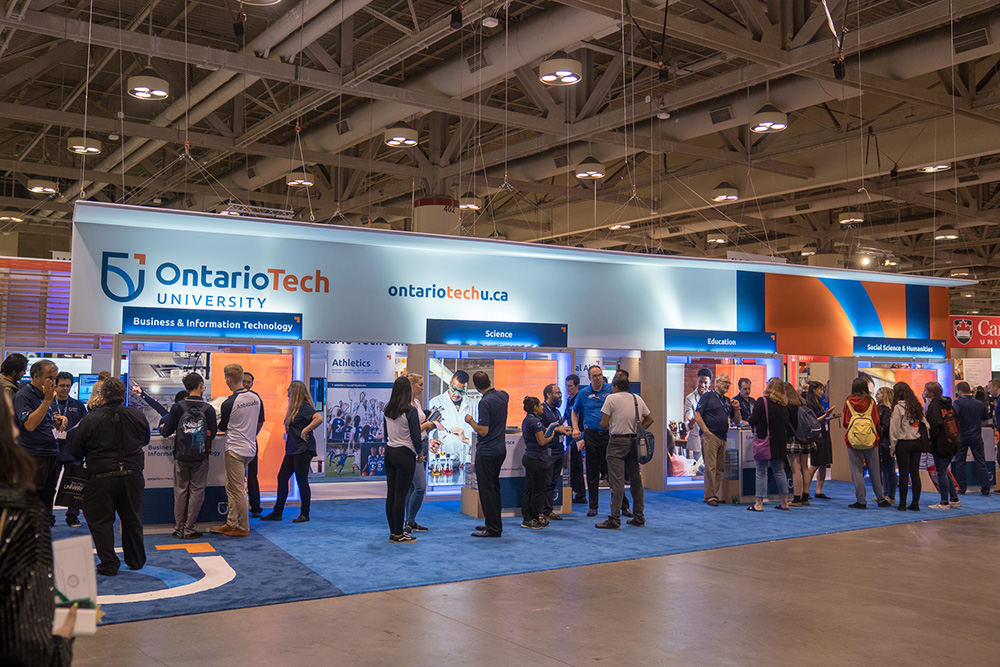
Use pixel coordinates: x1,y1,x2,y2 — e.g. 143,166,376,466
262,380,322,523
785,382,814,507
747,377,791,511
876,386,897,503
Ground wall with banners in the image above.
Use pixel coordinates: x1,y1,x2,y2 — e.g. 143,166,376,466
69,202,961,353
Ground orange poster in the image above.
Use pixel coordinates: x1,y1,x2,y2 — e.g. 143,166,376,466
493,359,559,428
211,352,294,493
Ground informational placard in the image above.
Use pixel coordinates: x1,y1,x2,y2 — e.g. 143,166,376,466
664,329,777,354
853,336,947,359
122,306,302,340
958,357,992,387
426,319,568,348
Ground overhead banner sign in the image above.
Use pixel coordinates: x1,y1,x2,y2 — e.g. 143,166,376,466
664,329,777,354
121,306,302,339
950,315,1000,348
853,336,947,359
426,319,567,348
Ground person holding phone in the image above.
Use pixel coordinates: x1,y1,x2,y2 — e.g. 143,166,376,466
805,381,837,499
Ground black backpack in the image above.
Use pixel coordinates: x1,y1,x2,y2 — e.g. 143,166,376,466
174,399,209,462
935,403,962,457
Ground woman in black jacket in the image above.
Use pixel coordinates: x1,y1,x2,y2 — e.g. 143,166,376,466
923,382,960,509
747,377,791,512
876,387,897,504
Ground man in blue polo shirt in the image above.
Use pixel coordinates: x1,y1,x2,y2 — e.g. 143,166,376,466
563,374,587,503
953,381,991,496
13,360,68,525
572,366,630,518
695,373,741,506
465,371,509,538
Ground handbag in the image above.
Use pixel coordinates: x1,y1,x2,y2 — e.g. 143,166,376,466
55,463,88,509
633,395,655,465
918,419,931,453
752,398,771,461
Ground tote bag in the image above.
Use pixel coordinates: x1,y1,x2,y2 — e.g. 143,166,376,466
752,398,771,462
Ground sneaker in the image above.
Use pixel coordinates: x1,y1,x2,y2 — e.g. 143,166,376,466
544,513,563,521
848,502,867,509
390,533,418,543
171,530,185,539
408,522,429,532
587,509,598,517
907,503,920,511
520,519,543,530
876,500,892,508
595,518,620,530
220,526,250,537
928,503,950,509
186,531,204,539
950,499,962,507
66,515,82,527
209,523,230,534
622,508,634,518
626,518,645,527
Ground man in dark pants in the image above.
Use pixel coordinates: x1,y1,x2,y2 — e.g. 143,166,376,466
596,375,653,529
68,378,150,576
540,383,567,521
952,381,991,496
572,366,629,518
465,371,509,538
564,374,587,503
241,372,264,517
13,360,68,525
53,372,88,526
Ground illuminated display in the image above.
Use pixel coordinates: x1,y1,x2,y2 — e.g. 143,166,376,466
122,306,303,340
664,329,777,354
426,319,567,348
853,336,947,359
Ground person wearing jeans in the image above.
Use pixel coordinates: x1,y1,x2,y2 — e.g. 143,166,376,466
876,388,897,503
842,377,889,509
595,376,651,529
383,376,421,543
889,381,928,511
924,382,961,510
404,374,437,534
746,378,791,512
952,382,991,496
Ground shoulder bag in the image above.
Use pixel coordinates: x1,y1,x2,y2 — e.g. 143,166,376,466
633,395,655,465
752,398,771,461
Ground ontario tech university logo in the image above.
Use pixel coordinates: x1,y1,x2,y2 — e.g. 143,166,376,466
953,318,973,345
101,251,146,302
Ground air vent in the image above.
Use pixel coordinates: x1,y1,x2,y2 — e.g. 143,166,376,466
554,155,569,169
335,118,352,135
710,107,733,124
794,203,810,211
954,27,990,54
184,197,195,207
245,166,257,180
466,51,491,73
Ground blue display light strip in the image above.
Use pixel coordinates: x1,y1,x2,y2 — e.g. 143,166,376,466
853,336,947,359
122,306,303,340
664,329,777,354
426,319,567,348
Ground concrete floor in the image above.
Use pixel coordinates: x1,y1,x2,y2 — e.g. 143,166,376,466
74,513,1000,666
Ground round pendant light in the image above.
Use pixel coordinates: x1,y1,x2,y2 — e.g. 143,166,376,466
127,70,170,100
286,170,313,187
0,211,23,222
384,123,418,147
934,225,959,240
711,182,739,202
918,164,950,173
539,53,582,86
800,244,817,256
459,193,480,210
750,103,787,133
575,156,605,180
839,210,864,225
609,223,631,231
67,136,102,154
707,232,727,244
27,179,59,194
949,268,970,278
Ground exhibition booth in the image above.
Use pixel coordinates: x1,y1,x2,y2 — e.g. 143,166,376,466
9,200,958,521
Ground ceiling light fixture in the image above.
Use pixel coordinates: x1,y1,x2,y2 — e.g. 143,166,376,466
961,291,974,298
482,15,498,28
609,223,631,231
383,123,418,147
968,309,980,315
707,232,727,244
539,52,583,86
127,69,170,100
800,245,817,256
450,5,463,30
883,258,898,266
67,135,101,154
860,255,872,266
27,179,58,194
458,192,480,210
949,268,970,278
0,211,23,222
711,182,739,202
839,210,864,224
750,104,787,133
934,225,959,240
918,164,951,173
575,156,605,180
286,170,313,187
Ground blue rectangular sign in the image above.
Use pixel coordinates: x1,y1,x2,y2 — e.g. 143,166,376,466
426,319,567,348
664,329,777,354
122,307,302,340
853,336,947,359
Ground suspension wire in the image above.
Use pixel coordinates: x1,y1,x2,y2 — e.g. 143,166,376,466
78,0,96,199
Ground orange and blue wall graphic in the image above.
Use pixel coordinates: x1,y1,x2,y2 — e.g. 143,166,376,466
736,272,949,357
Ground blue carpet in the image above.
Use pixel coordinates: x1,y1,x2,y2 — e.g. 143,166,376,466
64,480,1000,624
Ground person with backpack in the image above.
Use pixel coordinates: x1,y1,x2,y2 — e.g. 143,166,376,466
923,382,961,510
889,381,929,511
159,373,217,539
875,387,898,504
785,382,816,507
746,378,791,512
841,377,890,509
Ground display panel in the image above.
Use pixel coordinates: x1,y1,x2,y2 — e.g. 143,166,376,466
857,361,953,397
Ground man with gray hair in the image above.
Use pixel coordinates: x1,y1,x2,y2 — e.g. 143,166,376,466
695,373,741,506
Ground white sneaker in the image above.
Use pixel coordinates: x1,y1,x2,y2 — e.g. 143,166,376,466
928,503,950,510
950,499,961,508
